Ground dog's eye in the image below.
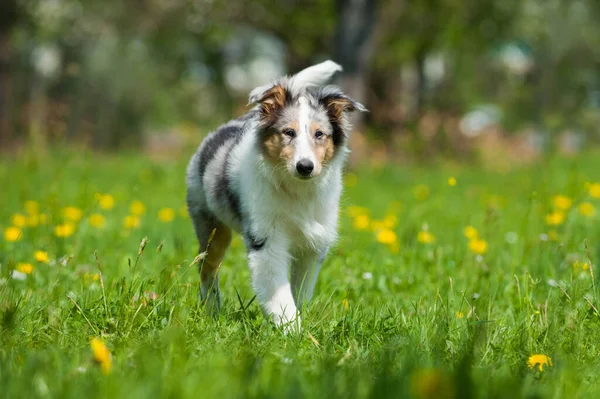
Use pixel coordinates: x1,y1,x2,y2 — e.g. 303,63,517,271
314,130,324,139
283,129,296,138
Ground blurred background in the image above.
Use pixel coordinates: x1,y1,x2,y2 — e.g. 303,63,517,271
1,0,600,165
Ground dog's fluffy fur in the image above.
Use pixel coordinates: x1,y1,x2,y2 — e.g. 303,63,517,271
186,60,366,329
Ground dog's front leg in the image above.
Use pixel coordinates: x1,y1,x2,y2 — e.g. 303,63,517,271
291,247,328,309
247,238,299,330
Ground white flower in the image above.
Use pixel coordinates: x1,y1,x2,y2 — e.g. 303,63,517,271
362,272,373,280
505,232,518,244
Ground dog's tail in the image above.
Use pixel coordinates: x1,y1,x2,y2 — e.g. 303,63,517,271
249,60,342,104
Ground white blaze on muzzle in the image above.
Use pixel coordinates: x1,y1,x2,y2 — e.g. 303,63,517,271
294,96,316,171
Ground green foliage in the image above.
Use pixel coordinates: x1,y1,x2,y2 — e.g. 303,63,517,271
1,149,600,397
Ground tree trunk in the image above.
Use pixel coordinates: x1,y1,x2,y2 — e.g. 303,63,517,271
0,0,19,147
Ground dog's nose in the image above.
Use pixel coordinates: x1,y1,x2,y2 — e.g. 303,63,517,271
296,159,314,177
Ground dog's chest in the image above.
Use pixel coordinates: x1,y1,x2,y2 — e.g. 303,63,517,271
253,191,338,249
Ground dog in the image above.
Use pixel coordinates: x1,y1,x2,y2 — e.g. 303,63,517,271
186,60,366,329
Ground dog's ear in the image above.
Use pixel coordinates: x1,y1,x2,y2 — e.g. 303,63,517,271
249,84,288,121
322,93,367,120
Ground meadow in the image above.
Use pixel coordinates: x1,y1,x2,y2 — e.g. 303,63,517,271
1,148,600,398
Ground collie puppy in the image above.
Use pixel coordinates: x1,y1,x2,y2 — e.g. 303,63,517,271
186,60,366,329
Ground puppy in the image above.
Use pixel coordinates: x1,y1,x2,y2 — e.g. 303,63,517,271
186,60,366,329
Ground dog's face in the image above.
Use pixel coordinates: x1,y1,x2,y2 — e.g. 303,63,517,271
256,85,365,180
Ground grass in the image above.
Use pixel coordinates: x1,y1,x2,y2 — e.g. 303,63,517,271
1,148,600,398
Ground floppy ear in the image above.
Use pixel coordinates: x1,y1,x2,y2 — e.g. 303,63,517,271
323,94,367,120
249,84,288,121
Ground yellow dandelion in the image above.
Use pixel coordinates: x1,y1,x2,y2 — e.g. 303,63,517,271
24,200,40,215
469,238,488,255
347,205,369,218
89,213,106,228
344,173,358,188
463,226,478,239
4,226,21,242
588,182,600,198
158,208,175,223
62,206,83,221
130,200,146,216
35,251,49,263
376,228,397,245
527,354,552,372
342,299,349,310
96,193,115,210
578,202,596,218
16,263,34,274
456,311,464,319
545,211,565,226
54,223,76,238
414,184,430,201
383,214,397,229
124,215,141,229
90,338,112,375
448,177,457,186
417,231,435,244
84,272,100,282
353,214,370,230
552,195,572,211
11,213,27,227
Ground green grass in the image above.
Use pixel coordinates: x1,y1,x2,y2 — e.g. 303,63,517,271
1,148,600,398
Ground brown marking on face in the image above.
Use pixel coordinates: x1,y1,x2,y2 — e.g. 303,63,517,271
261,121,298,165
258,85,287,122
310,122,336,167
325,97,356,120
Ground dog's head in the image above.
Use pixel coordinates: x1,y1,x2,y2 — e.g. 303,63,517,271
249,63,366,181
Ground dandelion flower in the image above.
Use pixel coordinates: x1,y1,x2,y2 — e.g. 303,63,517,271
96,194,115,210
353,214,370,230
377,228,397,245
124,215,141,229
11,213,27,227
469,238,488,255
417,231,435,244
587,182,600,198
448,177,457,186
347,205,369,218
4,226,21,242
578,202,596,218
158,208,175,223
90,338,112,375
545,211,565,226
527,354,552,372
16,263,34,274
463,226,478,239
54,223,76,238
89,214,106,228
35,251,49,263
130,200,146,216
456,311,464,319
342,299,349,310
24,200,40,215
552,195,572,211
62,206,83,221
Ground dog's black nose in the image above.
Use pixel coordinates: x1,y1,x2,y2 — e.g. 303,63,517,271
296,159,314,176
